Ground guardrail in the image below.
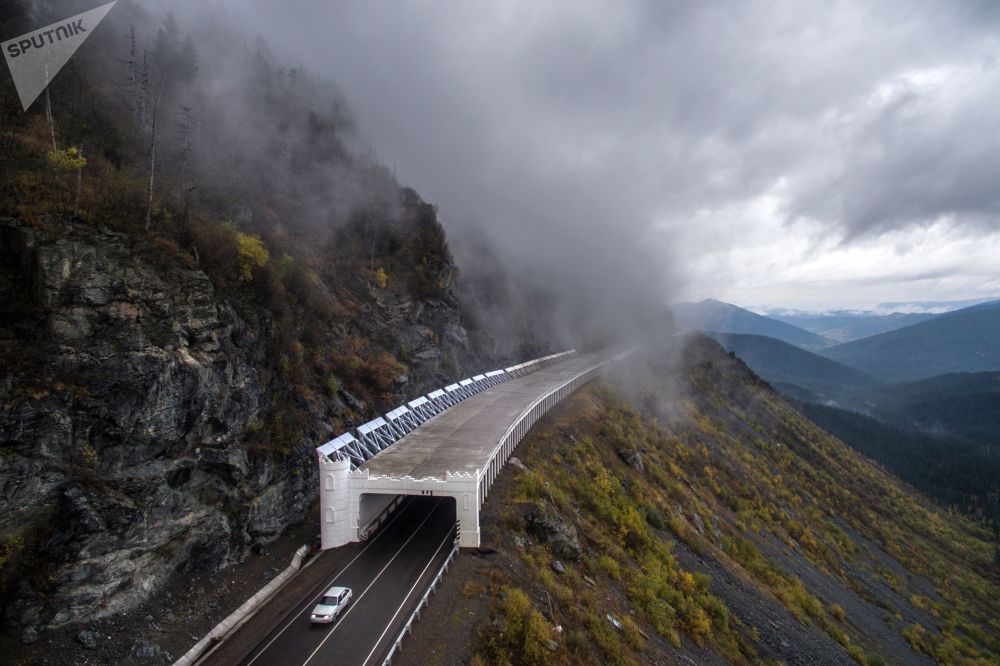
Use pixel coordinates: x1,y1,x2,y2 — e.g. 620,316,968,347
317,350,577,469
381,524,461,666
359,495,405,541
479,347,637,502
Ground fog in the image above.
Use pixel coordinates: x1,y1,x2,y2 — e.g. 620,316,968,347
210,0,1000,311
22,0,1000,317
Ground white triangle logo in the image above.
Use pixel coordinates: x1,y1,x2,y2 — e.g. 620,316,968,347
2,1,117,111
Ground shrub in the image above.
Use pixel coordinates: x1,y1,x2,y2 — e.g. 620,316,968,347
830,603,846,622
47,146,87,171
463,579,486,598
598,554,622,581
500,588,554,665
236,231,269,281
0,535,24,570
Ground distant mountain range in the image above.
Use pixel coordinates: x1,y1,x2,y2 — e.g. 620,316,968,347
704,332,879,399
706,300,1000,386
768,311,936,343
701,299,1000,454
670,299,834,350
820,301,1000,382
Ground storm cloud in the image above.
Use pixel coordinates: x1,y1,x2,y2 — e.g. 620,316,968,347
192,0,1000,309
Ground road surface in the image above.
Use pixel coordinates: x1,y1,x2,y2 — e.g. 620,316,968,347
359,350,609,479
237,496,455,666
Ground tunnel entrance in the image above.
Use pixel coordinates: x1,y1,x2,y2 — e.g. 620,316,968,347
359,492,457,541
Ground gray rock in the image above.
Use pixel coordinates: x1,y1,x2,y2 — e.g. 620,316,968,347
133,640,164,659
0,213,478,635
691,510,706,535
551,559,566,574
21,626,38,645
77,629,99,649
617,449,644,471
524,507,582,561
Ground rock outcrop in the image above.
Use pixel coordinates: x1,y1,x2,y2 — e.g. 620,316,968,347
0,215,475,640
523,504,583,561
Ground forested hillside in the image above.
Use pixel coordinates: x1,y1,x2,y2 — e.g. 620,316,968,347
401,336,1000,666
820,303,1000,382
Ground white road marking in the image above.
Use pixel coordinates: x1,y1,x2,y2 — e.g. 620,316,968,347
360,524,456,666
245,496,414,665
301,499,443,666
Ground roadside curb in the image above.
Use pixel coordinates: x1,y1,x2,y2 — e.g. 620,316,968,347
173,544,312,666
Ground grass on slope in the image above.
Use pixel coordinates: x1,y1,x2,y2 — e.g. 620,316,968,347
464,338,1000,666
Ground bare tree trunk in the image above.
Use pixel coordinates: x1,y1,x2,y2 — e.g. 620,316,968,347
74,145,84,217
178,105,196,191
181,185,196,247
145,89,162,232
139,50,149,131
45,87,56,151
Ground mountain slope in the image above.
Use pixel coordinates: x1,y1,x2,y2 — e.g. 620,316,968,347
770,311,936,343
821,302,1000,381
706,332,880,398
671,299,833,350
858,372,1000,446
398,337,1000,666
796,400,1000,515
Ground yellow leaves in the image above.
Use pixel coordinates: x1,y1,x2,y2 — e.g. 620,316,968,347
47,146,86,171
500,587,554,666
374,267,388,288
675,570,698,594
593,466,616,496
0,535,25,570
235,231,269,282
683,605,713,645
829,603,847,623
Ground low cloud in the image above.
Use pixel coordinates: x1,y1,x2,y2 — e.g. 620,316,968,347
169,0,1000,310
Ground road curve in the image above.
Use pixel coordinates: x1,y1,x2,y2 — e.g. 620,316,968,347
238,496,455,666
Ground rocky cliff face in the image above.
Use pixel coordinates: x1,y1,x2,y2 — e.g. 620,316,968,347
0,215,475,641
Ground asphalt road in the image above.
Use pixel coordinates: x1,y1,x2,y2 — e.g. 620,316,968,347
239,496,456,666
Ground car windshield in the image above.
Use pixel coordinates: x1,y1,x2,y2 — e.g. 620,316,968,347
320,596,340,606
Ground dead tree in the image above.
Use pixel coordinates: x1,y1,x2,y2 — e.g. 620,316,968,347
44,87,57,151
177,104,197,189
122,26,142,123
139,50,150,131
145,85,162,231
74,145,84,216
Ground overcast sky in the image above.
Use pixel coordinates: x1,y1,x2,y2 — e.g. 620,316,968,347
226,0,1000,312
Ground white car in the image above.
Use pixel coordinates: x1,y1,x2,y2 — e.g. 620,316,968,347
310,586,353,624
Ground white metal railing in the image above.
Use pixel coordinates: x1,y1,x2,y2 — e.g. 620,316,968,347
381,524,461,666
478,347,637,502
316,350,578,470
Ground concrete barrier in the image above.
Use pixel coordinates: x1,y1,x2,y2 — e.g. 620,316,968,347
173,544,310,666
